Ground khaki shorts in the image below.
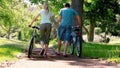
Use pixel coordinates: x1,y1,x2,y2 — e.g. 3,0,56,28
40,23,52,44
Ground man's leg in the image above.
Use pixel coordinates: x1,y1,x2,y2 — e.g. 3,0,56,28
63,41,69,56
57,40,61,54
63,27,71,56
57,26,63,54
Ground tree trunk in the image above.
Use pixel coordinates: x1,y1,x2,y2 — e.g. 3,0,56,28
7,28,11,39
71,0,84,17
18,31,22,40
71,0,84,26
87,20,95,42
71,0,84,41
71,0,84,56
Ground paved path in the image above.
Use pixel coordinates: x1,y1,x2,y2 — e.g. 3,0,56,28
9,57,120,68
6,48,120,68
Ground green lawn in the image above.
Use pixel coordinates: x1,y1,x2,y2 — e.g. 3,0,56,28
52,40,120,63
82,43,120,63
0,38,28,62
0,38,120,63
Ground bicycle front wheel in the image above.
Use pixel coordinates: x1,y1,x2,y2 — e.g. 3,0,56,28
75,36,82,57
28,36,35,58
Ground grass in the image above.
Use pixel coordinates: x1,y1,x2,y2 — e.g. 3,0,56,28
0,38,28,62
0,44,24,61
82,43,120,63
51,40,120,63
0,37,120,63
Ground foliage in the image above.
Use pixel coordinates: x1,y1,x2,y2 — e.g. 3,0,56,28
0,0,72,40
0,0,22,39
83,0,120,41
0,0,120,42
30,0,70,15
0,0,37,40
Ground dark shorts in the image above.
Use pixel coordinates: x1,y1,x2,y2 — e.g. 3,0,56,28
40,23,51,44
58,25,71,42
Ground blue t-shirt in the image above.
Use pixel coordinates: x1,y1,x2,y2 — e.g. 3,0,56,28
59,8,78,27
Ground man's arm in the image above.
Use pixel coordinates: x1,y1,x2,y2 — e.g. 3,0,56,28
76,15,81,27
57,15,62,23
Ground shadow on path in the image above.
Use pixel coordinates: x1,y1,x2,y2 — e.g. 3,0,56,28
25,48,119,67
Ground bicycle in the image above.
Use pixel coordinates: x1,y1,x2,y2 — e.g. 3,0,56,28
28,26,40,58
69,26,82,57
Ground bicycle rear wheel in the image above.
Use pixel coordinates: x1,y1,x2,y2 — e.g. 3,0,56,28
75,36,82,57
28,36,35,58
69,42,74,55
69,36,76,55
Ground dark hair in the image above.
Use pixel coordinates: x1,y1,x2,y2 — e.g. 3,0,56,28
64,3,70,7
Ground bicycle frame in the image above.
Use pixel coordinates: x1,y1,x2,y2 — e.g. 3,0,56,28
28,26,40,58
71,26,81,46
32,26,40,36
70,26,82,57
32,28,37,38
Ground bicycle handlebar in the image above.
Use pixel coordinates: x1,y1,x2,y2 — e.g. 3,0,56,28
31,26,40,30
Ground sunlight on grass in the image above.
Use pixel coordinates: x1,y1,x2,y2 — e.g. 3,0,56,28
82,43,120,62
52,42,120,63
0,38,26,62
108,58,120,63
1,37,120,63
0,44,24,62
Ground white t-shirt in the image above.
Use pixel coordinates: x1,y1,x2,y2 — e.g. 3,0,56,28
40,9,52,24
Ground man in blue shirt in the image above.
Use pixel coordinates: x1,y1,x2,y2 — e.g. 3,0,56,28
56,3,81,57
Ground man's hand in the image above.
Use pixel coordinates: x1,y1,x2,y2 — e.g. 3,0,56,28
57,15,62,23
77,25,80,28
76,15,81,28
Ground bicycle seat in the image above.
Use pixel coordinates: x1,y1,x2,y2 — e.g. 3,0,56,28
72,26,80,31
72,26,81,35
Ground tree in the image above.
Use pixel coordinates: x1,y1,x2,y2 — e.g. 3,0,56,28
0,0,35,40
83,0,120,42
0,0,17,39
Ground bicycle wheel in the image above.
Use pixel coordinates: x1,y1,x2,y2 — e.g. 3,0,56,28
75,36,82,57
69,36,76,55
69,42,74,55
28,36,35,58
